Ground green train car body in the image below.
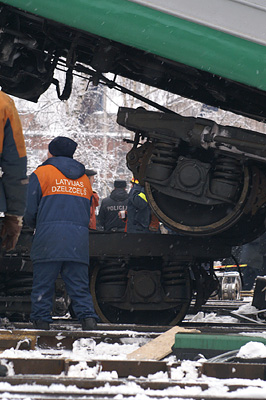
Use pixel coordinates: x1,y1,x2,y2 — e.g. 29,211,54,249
4,0,266,90
1,0,266,119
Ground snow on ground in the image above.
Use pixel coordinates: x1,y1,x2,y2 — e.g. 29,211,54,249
185,301,261,324
187,311,238,323
1,304,266,399
237,341,266,359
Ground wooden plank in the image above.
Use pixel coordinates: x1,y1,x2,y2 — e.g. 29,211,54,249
0,331,37,351
127,326,200,361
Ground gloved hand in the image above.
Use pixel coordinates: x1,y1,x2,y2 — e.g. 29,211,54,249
1,214,23,252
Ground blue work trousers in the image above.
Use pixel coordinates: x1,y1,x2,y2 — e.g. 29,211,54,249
30,260,98,322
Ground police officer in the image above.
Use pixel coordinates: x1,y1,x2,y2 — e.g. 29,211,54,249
24,136,98,330
98,180,128,232
127,178,159,233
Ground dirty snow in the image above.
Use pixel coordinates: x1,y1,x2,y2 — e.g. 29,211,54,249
1,303,266,399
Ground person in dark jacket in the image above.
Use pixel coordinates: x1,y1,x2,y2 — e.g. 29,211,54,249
0,91,27,251
24,136,98,330
98,180,128,232
127,179,159,233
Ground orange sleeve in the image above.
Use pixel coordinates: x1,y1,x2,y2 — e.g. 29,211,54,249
0,91,26,157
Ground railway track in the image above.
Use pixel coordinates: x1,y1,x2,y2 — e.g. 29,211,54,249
1,316,266,399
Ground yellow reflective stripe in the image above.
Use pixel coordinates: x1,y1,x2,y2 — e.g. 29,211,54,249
138,192,147,202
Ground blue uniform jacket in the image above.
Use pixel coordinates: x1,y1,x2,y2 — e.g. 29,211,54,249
98,188,128,231
24,156,93,264
127,183,151,233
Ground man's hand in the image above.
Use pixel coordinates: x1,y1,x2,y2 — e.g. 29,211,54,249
1,214,23,252
118,210,127,222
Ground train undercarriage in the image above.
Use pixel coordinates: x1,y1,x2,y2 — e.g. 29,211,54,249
0,228,231,326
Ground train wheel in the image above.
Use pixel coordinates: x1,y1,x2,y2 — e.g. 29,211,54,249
90,260,192,326
145,165,266,243
144,166,250,237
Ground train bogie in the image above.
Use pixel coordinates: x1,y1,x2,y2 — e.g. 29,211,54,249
0,229,230,325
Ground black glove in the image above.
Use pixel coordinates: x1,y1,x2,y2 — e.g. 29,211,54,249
1,214,23,252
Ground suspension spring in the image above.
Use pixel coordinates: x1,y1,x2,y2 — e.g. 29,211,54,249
213,155,242,182
146,141,179,182
97,259,128,285
4,273,33,295
162,262,188,286
151,141,178,167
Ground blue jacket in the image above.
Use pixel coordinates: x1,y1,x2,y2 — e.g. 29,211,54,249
98,188,128,231
127,183,151,233
24,156,93,264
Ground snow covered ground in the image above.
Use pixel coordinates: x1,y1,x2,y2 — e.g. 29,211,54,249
1,303,266,399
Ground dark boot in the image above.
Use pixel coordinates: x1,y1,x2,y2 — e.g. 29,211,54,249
81,317,97,330
32,320,50,330
0,364,7,377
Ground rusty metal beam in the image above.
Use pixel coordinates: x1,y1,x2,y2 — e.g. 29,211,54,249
0,356,174,377
201,362,266,380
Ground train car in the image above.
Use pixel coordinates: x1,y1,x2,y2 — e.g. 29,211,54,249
1,0,266,324
0,227,232,325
